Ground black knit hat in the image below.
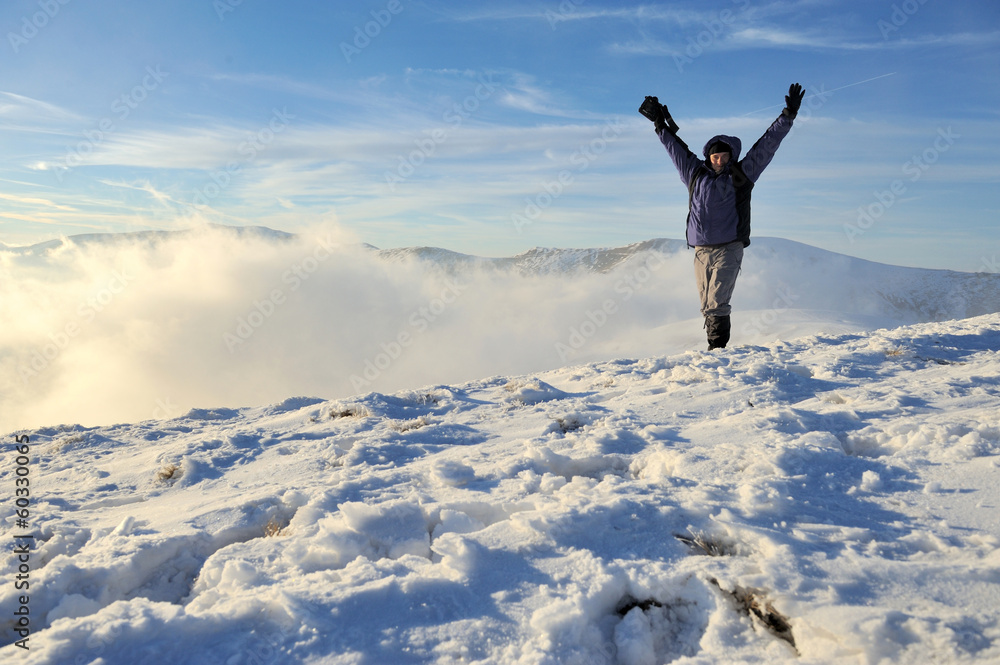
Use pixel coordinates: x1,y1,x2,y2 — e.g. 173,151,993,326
708,141,731,155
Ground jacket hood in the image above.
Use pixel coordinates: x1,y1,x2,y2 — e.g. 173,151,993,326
702,134,742,162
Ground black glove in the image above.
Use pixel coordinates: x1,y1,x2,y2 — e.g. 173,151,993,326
783,83,805,119
639,96,679,133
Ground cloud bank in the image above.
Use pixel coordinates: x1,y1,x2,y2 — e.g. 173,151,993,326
1,226,690,431
4,227,997,433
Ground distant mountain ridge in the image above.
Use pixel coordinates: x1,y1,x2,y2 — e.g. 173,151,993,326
4,224,297,256
376,236,1000,323
6,225,999,322
374,238,690,275
7,227,681,274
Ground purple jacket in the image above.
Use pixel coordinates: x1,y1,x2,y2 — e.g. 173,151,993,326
657,113,793,247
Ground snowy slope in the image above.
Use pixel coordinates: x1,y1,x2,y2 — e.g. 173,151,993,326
3,314,999,664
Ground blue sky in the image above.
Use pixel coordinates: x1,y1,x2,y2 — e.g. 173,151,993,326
1,0,997,269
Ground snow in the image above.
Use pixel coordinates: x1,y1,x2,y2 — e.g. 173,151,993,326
3,310,1000,664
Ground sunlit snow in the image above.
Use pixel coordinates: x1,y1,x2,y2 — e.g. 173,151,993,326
2,228,999,663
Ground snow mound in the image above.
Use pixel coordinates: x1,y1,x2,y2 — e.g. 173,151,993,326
2,314,1000,663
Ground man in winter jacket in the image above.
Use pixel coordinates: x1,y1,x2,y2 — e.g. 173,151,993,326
643,83,804,350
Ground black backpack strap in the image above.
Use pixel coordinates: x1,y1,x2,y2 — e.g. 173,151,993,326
730,160,754,247
685,171,703,248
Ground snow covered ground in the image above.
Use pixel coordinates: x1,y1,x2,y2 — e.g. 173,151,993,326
3,312,999,664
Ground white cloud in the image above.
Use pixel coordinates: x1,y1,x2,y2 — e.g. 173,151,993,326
607,38,678,56
0,227,689,429
5,224,995,431
0,91,81,124
728,27,1000,52
438,5,709,26
0,192,77,212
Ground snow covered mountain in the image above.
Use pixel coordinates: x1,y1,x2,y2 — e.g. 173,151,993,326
2,313,999,663
4,225,298,257
374,239,690,275
379,235,1000,323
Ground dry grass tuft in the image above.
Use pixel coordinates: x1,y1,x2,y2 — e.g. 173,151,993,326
329,405,370,419
675,532,742,557
412,392,441,406
157,464,180,481
552,415,586,434
264,517,287,537
710,578,797,652
391,416,430,433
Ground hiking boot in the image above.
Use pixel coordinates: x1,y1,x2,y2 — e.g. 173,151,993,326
706,315,731,350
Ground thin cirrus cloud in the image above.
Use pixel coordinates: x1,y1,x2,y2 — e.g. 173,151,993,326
14,102,981,245
608,26,1000,56
0,192,77,213
12,111,645,232
729,27,1000,50
0,91,82,125
436,5,710,26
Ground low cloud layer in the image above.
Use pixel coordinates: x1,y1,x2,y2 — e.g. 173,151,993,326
1,226,690,431
3,227,996,433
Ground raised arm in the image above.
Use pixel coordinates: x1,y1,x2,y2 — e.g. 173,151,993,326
641,95,703,186
740,83,804,183
657,126,703,187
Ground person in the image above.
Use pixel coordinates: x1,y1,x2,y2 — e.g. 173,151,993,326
643,83,805,350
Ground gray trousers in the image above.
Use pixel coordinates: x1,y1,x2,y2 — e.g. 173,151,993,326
694,241,744,317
